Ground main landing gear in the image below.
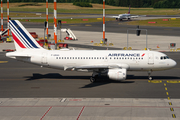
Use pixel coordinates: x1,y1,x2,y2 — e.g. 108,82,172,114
90,77,96,83
148,70,153,80
90,72,99,83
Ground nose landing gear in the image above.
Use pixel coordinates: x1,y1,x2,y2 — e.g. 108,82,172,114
148,70,153,80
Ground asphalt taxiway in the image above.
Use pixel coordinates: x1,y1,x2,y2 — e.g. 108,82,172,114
0,52,179,98
1,21,180,119
0,51,180,120
3,20,180,36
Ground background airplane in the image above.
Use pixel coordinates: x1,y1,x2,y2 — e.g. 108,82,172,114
108,5,146,21
6,20,176,83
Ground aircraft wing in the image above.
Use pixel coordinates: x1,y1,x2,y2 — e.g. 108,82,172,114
64,64,129,71
107,15,119,18
130,15,146,18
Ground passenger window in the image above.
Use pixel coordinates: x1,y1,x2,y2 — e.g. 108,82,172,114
164,56,166,59
114,57,116,59
161,57,163,60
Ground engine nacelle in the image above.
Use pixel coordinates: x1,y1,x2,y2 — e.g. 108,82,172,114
108,68,127,81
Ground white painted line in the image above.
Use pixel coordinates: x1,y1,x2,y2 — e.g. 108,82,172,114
60,98,66,102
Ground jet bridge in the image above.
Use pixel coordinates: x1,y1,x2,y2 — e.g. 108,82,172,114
61,28,77,40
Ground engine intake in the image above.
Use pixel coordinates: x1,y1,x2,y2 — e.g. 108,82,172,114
108,68,127,80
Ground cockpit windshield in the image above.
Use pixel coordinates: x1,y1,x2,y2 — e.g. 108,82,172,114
160,56,169,60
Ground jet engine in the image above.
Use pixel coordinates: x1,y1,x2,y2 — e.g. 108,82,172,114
107,68,127,80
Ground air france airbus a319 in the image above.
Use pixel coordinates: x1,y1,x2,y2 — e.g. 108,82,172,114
6,20,177,83
108,5,146,21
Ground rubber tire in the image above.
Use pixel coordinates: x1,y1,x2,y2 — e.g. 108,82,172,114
149,77,153,80
90,77,96,83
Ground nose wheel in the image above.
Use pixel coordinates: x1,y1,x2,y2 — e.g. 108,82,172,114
148,70,153,80
149,77,153,80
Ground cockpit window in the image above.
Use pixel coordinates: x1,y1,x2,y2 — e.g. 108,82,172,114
161,56,169,60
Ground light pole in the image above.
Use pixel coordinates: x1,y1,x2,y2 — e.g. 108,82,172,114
127,26,148,50
58,20,62,42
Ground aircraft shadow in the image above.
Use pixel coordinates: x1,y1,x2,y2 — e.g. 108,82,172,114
127,75,180,80
24,73,89,81
24,73,180,81
80,79,135,88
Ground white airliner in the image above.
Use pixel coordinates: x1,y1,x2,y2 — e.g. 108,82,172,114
108,5,146,21
6,20,176,82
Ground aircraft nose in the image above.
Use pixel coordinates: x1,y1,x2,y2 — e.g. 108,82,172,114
170,59,177,67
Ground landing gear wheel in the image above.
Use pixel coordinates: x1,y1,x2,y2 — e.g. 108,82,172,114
149,77,153,80
90,77,96,83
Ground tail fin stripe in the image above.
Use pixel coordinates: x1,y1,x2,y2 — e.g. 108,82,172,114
10,23,30,48
11,20,39,48
10,21,32,48
11,32,26,48
12,21,38,48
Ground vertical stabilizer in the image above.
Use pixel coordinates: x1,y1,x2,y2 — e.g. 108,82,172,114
9,20,44,51
128,5,131,14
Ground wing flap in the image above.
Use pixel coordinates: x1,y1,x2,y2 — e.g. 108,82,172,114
74,64,129,70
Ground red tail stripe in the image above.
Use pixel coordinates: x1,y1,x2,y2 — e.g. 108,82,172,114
12,32,26,48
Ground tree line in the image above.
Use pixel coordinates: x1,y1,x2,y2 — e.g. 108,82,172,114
5,0,180,8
